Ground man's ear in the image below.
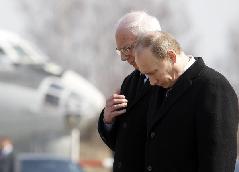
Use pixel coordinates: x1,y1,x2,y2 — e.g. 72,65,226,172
167,50,176,63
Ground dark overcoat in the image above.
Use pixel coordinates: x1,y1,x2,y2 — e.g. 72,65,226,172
98,70,157,172
145,57,239,172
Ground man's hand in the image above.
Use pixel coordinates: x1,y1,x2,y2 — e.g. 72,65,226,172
103,90,128,124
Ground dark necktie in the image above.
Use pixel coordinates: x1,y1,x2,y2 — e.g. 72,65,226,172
135,74,146,97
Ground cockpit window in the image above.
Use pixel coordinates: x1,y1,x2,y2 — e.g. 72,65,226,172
13,45,34,64
0,47,6,56
0,47,10,64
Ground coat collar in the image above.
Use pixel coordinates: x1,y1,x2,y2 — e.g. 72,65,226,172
126,70,151,112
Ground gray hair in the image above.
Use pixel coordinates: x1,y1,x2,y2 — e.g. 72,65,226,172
116,11,161,35
135,31,182,60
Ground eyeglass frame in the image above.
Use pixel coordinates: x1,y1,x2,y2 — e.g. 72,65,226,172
115,42,136,57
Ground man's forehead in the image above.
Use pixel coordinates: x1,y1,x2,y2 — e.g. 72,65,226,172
116,35,136,49
116,27,136,38
136,48,156,73
138,64,156,75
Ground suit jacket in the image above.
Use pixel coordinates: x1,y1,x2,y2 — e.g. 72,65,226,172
98,70,157,172
145,57,239,172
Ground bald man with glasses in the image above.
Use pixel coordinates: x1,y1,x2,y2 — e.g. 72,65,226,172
98,11,162,172
115,42,136,58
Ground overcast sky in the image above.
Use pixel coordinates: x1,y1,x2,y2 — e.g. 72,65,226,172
1,0,238,60
0,1,25,33
186,0,238,61
0,0,238,85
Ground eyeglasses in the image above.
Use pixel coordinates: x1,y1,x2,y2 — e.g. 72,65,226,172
116,42,135,56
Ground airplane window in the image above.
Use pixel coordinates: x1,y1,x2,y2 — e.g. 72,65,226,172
0,47,11,65
13,45,34,64
50,83,64,90
0,47,6,56
45,94,60,106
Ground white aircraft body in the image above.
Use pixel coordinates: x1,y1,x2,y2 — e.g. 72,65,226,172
0,30,105,155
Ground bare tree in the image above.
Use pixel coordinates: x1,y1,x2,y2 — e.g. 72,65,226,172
18,0,195,96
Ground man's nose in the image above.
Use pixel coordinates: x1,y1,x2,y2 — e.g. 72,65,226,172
149,77,156,86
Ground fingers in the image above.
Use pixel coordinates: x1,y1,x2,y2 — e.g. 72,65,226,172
112,102,127,111
106,98,128,107
111,109,127,117
112,93,125,99
106,93,127,107
103,91,128,124
106,101,127,113
103,108,126,124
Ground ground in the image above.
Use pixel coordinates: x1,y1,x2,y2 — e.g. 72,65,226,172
80,129,112,172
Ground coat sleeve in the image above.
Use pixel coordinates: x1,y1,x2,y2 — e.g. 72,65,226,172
97,71,134,151
97,108,118,151
195,78,239,172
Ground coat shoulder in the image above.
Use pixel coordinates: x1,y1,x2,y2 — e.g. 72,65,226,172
195,66,237,100
198,66,232,88
121,70,139,91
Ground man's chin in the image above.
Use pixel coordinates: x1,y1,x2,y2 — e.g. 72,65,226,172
132,63,138,69
156,83,168,88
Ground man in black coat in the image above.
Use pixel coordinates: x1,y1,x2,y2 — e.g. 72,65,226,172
98,11,162,172
0,138,14,172
134,31,239,172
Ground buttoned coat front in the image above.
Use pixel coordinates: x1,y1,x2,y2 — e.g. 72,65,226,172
145,57,239,172
98,70,158,172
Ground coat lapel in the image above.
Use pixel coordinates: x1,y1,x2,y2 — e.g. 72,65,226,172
127,79,151,111
147,86,165,132
147,79,192,131
148,57,206,131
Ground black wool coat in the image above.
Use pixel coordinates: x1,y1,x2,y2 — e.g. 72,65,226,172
145,57,239,172
98,70,158,172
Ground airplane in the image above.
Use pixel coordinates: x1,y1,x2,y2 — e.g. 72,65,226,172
0,30,105,156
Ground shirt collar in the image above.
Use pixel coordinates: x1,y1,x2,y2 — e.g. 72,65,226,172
184,55,195,72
